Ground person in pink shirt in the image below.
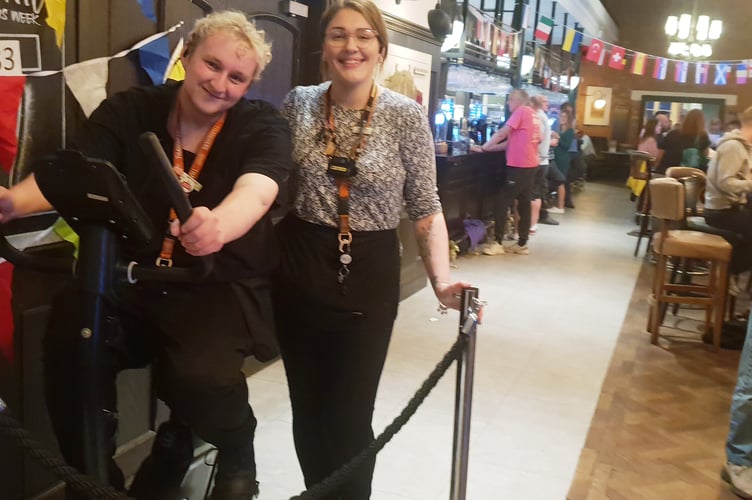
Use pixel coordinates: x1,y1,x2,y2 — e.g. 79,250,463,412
471,88,540,255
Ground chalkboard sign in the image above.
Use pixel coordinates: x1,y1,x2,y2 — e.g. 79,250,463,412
0,1,64,184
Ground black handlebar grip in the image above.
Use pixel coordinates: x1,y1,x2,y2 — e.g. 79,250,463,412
139,132,193,223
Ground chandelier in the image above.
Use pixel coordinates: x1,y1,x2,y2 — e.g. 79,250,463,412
665,14,722,59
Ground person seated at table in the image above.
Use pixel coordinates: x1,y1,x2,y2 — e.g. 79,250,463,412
704,105,752,293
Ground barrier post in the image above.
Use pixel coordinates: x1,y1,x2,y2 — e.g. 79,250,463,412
450,287,479,500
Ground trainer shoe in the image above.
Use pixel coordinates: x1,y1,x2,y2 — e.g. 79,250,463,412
548,207,565,214
481,241,505,255
723,462,752,499
529,225,538,234
505,243,529,255
539,216,560,226
730,275,745,297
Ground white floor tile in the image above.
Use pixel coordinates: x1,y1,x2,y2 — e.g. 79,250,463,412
248,182,642,499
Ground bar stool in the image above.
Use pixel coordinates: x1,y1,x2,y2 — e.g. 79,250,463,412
647,177,732,351
628,151,656,256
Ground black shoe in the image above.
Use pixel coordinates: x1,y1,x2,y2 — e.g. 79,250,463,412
209,470,259,500
565,202,575,209
539,216,560,226
128,421,193,500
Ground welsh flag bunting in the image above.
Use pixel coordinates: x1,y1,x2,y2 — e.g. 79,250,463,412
534,16,554,43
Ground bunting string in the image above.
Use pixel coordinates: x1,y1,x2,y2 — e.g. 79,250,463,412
22,21,184,78
530,17,752,87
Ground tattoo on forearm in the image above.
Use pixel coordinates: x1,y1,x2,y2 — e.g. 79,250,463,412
416,220,433,263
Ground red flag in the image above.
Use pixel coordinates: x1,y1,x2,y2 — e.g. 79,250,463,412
608,46,626,70
586,39,605,65
0,76,26,172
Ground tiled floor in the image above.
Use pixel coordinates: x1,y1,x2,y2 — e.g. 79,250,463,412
247,181,644,499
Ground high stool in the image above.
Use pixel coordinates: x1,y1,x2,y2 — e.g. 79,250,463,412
628,151,656,257
647,177,732,351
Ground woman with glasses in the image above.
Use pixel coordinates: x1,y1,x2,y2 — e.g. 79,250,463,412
274,1,467,497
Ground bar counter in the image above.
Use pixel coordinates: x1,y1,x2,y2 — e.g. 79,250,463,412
436,151,505,246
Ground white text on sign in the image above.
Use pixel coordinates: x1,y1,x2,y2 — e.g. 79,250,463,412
0,39,22,76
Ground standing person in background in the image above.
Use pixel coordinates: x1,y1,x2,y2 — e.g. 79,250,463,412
654,111,672,148
0,11,291,500
275,1,469,498
529,94,560,230
553,107,575,209
637,118,663,161
657,108,710,174
470,88,540,255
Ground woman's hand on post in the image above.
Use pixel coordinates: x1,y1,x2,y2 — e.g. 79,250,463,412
434,280,472,312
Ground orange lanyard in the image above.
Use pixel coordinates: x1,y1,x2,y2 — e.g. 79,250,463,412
323,83,378,240
155,106,226,267
323,83,378,291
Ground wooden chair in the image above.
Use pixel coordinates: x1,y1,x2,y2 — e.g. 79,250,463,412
628,151,656,256
647,177,732,351
666,166,744,318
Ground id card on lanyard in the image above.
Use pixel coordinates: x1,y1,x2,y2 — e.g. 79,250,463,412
155,104,226,267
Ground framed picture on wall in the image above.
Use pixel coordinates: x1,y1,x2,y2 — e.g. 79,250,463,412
378,43,432,113
584,86,612,126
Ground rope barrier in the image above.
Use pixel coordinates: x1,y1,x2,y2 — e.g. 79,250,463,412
289,334,468,500
0,331,473,500
0,411,132,499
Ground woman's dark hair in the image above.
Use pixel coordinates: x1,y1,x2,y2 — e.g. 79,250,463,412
642,118,658,140
681,109,706,137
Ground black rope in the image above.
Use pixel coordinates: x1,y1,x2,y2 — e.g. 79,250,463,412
0,413,133,500
289,333,468,500
0,330,472,500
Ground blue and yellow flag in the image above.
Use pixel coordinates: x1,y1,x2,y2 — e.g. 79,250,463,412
562,29,583,53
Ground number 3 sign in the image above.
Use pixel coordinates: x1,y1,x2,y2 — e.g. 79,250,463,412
0,40,22,76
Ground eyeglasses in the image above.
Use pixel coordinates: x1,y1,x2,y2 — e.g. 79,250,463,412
325,28,379,47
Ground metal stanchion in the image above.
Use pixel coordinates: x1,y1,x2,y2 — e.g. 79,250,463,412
450,287,480,500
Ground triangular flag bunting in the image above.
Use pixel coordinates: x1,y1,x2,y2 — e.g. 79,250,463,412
44,0,67,48
0,76,25,172
64,58,110,117
138,36,170,85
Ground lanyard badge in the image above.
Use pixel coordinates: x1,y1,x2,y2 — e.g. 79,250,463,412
156,102,226,267
324,83,378,293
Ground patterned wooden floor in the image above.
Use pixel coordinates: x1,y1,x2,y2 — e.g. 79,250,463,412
568,262,746,500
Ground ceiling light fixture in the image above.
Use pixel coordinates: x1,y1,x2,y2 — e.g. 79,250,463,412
665,12,722,59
